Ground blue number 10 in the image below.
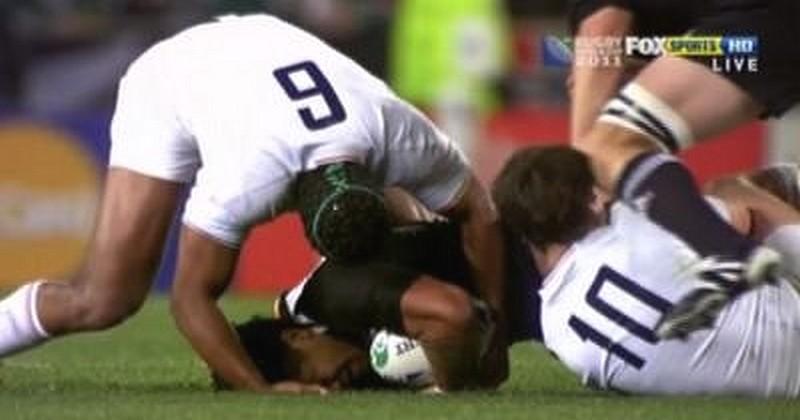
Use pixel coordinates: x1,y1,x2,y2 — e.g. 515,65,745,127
273,61,347,130
568,265,673,369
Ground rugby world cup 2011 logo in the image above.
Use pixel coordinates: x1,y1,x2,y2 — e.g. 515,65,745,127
541,35,574,68
0,122,100,286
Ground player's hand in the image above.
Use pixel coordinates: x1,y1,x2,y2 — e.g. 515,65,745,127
267,381,329,395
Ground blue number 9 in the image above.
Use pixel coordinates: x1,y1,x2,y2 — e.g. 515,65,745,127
273,61,347,130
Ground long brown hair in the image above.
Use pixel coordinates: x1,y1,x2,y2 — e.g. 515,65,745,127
492,145,597,248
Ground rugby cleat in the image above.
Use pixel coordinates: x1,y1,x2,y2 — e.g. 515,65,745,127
656,246,781,340
655,288,730,340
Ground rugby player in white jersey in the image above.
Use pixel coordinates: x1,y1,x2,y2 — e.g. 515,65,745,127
493,145,800,396
0,15,507,393
567,0,800,338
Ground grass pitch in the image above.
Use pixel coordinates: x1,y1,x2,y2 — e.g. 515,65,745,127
0,296,797,420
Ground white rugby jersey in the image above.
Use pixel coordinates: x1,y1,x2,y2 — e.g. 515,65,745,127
109,14,469,247
540,203,800,397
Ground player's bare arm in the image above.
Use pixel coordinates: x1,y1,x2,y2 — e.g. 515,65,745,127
569,6,633,140
170,227,261,391
400,275,493,390
570,0,800,339
440,174,508,386
170,227,325,394
442,176,504,318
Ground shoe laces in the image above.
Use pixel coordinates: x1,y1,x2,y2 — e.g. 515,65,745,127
681,256,746,294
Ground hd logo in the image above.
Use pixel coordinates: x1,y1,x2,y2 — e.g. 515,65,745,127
625,35,759,73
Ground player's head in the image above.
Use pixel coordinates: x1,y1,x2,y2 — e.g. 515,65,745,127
212,317,373,390
294,162,389,263
492,145,602,248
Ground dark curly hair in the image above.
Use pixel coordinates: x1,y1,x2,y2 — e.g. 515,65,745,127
294,162,389,263
492,145,597,248
211,317,297,390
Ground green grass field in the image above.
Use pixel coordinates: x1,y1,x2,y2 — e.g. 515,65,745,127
1,296,797,420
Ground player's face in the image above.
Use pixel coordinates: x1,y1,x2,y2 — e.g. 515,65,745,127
283,329,370,389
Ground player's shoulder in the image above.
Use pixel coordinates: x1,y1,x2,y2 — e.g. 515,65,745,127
177,14,300,43
128,15,314,66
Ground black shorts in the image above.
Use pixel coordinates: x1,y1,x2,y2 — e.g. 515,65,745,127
570,0,800,116
287,222,544,343
688,0,800,116
568,0,705,37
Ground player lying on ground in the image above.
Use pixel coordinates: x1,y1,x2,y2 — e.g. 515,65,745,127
569,0,800,339
493,145,800,397
212,317,390,391
0,14,507,394
211,318,435,391
211,218,544,391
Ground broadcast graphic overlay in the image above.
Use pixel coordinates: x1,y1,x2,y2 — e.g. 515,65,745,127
542,34,759,74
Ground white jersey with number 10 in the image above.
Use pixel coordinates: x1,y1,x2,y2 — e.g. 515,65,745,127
540,203,800,397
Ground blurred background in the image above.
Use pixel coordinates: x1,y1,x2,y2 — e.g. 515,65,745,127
0,0,796,295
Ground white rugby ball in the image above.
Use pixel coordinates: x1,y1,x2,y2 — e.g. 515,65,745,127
369,330,434,388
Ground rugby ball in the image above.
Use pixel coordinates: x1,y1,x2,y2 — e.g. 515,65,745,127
369,330,434,388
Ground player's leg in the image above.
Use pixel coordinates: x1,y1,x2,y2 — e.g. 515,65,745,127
0,169,182,356
654,170,800,337
575,55,783,339
577,0,800,281
576,56,766,264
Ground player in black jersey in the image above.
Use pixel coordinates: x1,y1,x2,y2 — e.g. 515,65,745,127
212,221,542,391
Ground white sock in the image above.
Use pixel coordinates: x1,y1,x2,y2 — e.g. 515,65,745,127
764,225,800,279
0,281,51,357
